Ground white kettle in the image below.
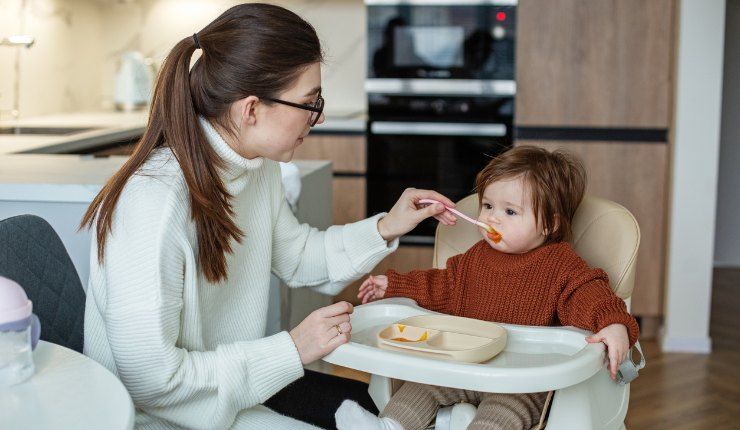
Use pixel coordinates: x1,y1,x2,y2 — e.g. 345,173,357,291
114,51,153,111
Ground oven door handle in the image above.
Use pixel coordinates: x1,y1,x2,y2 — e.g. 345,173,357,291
370,121,507,137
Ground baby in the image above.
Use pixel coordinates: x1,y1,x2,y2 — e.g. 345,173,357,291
335,146,640,430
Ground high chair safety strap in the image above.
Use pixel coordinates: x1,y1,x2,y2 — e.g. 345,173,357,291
616,341,646,385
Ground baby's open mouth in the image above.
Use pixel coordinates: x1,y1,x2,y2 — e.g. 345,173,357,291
485,226,502,243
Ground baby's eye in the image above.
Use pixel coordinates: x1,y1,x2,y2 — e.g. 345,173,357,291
483,203,492,210
505,208,517,216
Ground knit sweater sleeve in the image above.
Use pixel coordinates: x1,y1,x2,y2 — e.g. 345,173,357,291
94,177,303,429
270,163,399,296
383,252,467,314
555,247,640,346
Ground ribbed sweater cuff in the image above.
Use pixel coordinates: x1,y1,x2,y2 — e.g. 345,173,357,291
384,269,434,308
595,311,641,347
385,270,418,301
343,213,399,273
236,331,304,405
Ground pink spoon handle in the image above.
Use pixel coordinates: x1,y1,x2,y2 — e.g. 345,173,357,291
418,198,494,233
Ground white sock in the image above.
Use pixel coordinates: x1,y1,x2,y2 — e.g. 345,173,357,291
335,399,404,430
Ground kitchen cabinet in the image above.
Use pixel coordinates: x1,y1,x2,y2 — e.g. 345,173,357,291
293,134,366,174
516,0,675,128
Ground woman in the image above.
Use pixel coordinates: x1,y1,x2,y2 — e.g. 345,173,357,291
80,3,456,430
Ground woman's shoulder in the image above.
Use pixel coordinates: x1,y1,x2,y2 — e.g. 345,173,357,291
116,148,191,221
127,148,188,193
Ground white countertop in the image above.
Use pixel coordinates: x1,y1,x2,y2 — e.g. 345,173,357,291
0,110,364,155
0,111,148,155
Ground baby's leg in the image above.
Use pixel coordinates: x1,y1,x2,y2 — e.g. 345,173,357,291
381,382,479,430
468,392,549,430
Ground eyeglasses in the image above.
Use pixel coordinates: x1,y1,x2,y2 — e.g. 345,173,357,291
263,93,325,127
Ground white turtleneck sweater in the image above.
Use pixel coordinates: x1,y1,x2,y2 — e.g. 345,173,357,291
83,117,398,429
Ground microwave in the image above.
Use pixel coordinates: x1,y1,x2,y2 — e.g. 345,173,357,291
366,0,517,97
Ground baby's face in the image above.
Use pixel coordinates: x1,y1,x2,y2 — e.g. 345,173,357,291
478,177,546,254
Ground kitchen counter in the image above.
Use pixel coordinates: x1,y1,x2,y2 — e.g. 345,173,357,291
0,112,148,155
0,110,365,155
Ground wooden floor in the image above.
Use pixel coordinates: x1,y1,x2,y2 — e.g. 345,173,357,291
626,268,740,429
332,268,740,429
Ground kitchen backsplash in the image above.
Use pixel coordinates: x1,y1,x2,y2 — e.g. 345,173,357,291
0,0,366,119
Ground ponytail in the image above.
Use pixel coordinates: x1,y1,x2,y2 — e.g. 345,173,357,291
81,35,243,283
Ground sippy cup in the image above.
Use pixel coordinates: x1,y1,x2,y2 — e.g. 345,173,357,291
0,276,41,387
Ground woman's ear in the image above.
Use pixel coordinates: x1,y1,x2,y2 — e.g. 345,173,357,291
237,95,260,127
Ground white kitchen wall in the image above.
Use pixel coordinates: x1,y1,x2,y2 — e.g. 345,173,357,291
0,0,105,118
98,0,366,115
0,0,366,119
714,0,740,268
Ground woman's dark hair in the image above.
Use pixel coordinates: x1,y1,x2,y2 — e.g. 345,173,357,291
474,146,587,245
80,3,323,283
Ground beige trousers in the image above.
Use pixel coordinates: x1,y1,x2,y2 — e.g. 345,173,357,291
380,382,548,430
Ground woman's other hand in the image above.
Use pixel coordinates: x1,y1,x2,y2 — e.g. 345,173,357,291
377,188,457,242
586,323,630,380
289,301,353,365
357,275,389,304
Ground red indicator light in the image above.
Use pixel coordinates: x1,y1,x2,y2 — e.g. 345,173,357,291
496,12,506,21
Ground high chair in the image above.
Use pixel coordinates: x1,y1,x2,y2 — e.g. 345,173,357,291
324,195,643,430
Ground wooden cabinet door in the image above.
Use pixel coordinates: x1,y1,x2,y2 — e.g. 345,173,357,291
516,0,675,128
333,177,366,225
294,135,366,174
517,141,668,317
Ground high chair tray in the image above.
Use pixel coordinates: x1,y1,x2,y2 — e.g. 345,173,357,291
323,298,606,393
377,316,507,363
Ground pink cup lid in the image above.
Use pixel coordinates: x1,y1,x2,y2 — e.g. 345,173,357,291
0,276,33,325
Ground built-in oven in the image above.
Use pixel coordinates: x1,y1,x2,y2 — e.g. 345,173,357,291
366,0,517,245
367,94,513,244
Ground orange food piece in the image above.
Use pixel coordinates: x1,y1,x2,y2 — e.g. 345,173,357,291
487,230,502,243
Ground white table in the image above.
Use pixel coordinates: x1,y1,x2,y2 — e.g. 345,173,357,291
0,341,134,430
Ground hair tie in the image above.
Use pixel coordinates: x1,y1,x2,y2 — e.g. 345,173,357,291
192,33,201,50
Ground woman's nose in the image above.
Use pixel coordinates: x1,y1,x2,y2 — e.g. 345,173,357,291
316,112,325,125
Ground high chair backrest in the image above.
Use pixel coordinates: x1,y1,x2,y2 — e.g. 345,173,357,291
433,195,640,299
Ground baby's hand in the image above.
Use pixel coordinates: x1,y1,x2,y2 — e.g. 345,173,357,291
357,275,388,304
586,323,630,380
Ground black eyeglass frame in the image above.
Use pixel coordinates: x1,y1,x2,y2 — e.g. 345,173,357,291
263,94,325,127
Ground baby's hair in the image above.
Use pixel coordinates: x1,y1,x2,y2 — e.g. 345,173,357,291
474,146,586,244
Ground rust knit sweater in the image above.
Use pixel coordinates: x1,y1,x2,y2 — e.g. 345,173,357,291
385,240,640,346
